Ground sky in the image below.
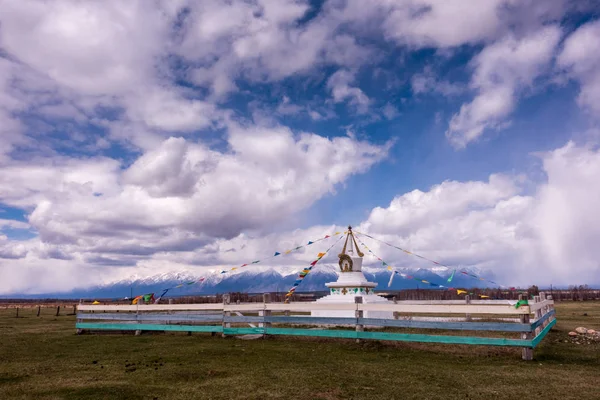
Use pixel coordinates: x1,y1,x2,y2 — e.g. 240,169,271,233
1,0,600,295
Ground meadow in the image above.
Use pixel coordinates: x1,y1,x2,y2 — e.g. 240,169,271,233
0,301,599,400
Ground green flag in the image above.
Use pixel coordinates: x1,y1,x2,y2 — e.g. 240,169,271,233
514,299,529,309
447,269,456,283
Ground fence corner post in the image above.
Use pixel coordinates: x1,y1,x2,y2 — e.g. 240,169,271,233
222,294,231,338
392,296,398,320
519,294,533,361
263,293,271,338
355,296,364,343
76,299,84,335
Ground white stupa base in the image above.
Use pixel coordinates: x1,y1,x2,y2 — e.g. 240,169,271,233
311,291,394,319
310,236,393,319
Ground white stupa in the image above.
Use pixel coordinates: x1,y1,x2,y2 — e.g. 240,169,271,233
312,226,394,319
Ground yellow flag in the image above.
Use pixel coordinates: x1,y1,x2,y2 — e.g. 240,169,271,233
457,289,467,295
386,266,392,271
284,250,292,254
317,252,326,258
480,295,489,298
231,267,237,271
334,232,341,235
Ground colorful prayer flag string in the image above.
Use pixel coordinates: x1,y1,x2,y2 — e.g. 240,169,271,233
133,231,345,304
354,230,508,289
353,233,450,290
284,235,345,303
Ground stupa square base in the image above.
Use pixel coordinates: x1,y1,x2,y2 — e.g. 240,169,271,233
311,293,394,319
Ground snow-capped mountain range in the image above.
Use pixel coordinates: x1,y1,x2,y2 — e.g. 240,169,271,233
5,264,497,299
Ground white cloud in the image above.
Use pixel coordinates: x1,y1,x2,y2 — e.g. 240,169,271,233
0,1,599,295
332,0,569,49
531,141,600,285
446,26,562,148
382,103,400,120
359,141,600,286
363,174,520,236
0,125,390,260
0,219,30,230
379,0,508,48
411,67,465,97
1,141,599,293
327,69,370,114
557,19,600,116
182,0,373,97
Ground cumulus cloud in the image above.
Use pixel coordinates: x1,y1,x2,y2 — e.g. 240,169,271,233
359,141,600,286
0,124,391,266
0,1,599,295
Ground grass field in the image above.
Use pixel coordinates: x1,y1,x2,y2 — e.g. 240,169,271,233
1,302,599,400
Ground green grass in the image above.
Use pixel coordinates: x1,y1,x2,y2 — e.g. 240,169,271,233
0,302,599,400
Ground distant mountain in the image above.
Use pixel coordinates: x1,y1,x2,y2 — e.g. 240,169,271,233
2,264,497,299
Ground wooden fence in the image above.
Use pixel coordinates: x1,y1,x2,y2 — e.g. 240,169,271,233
76,293,556,360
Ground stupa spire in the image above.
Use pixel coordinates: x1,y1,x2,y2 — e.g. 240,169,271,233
339,225,364,258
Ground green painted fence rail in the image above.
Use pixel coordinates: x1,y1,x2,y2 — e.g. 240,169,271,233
76,292,557,360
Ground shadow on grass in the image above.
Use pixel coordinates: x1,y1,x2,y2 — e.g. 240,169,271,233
0,373,29,385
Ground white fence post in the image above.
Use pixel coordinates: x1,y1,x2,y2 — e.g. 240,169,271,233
222,294,231,338
465,295,472,322
263,293,271,338
355,296,363,343
533,295,542,336
76,299,83,335
519,294,533,361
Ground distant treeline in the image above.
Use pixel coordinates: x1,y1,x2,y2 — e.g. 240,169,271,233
1,285,599,305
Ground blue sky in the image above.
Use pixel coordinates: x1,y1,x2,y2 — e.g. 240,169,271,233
1,0,600,294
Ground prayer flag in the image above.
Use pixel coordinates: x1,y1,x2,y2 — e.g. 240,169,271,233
447,270,455,283
457,289,467,295
274,252,281,256
317,252,326,258
307,241,314,245
515,299,529,308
